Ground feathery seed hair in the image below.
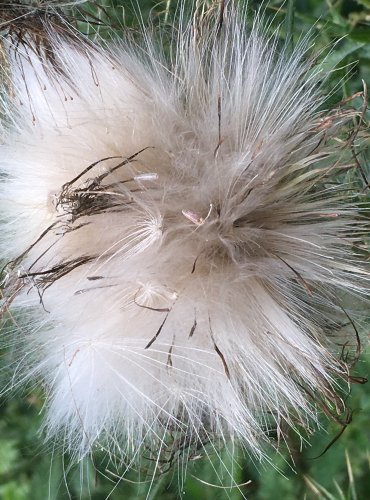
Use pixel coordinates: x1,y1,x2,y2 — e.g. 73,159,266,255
0,0,368,484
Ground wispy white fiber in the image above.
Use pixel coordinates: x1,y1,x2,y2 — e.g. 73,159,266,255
0,0,368,478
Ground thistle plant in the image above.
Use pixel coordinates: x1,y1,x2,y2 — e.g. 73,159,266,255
0,0,368,495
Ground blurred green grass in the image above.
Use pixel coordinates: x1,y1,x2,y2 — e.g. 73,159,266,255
0,0,370,498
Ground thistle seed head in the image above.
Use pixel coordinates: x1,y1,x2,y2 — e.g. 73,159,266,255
0,0,368,483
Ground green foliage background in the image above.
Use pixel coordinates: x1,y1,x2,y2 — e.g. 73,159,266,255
0,0,369,499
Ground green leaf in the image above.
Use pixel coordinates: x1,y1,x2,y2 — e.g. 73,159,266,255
355,0,370,8
0,440,19,475
318,39,365,74
0,482,30,500
349,26,370,43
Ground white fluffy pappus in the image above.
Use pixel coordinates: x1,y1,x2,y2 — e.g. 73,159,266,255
0,0,368,482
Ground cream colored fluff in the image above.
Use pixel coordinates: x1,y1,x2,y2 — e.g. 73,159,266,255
0,2,367,477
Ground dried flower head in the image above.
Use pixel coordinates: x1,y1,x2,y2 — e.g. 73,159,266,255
0,0,368,485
